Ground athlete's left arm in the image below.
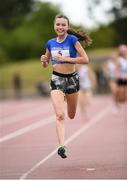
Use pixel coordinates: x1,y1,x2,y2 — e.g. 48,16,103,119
75,41,89,64
54,41,89,64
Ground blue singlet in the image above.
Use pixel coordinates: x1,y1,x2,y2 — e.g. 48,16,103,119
45,34,78,65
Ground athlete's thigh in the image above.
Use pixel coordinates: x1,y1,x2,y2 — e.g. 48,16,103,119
125,86,127,99
66,92,79,118
117,85,126,102
50,90,65,115
109,81,117,93
78,91,87,105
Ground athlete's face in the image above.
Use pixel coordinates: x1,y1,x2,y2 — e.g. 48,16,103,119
54,18,69,37
118,45,127,56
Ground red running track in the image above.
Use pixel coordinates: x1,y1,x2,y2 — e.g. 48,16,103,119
0,95,127,180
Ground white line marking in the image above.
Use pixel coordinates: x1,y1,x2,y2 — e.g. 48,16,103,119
86,168,96,171
0,105,52,126
0,116,55,143
19,105,112,180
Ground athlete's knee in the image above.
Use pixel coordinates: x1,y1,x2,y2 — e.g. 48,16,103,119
56,112,65,121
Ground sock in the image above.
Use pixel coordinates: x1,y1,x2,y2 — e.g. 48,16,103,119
59,144,65,148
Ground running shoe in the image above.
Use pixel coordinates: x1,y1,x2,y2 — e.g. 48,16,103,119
57,146,67,159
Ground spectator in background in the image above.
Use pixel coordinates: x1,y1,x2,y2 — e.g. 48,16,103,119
36,80,50,96
95,66,109,94
78,64,97,121
13,72,22,99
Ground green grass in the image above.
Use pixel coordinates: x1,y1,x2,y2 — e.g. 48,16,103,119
0,59,52,89
87,47,116,57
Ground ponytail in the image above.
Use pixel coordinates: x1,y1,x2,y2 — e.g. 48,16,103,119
67,29,92,47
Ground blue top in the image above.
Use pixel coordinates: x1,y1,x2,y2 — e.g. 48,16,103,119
45,34,78,64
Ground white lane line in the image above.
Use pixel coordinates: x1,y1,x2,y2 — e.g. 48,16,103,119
0,105,52,127
0,101,40,117
19,105,112,180
86,168,96,171
0,115,55,143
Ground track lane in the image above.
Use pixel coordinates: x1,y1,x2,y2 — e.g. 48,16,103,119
0,96,127,179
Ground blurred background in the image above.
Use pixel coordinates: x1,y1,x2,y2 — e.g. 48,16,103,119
0,0,127,99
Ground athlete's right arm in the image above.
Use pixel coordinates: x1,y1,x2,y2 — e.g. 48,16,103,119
40,48,51,68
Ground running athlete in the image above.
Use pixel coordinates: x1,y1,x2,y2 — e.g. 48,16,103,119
40,14,92,159
78,64,97,121
116,44,127,102
103,54,119,112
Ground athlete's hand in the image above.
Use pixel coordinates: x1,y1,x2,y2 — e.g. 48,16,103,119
40,55,48,63
40,55,48,67
54,54,64,62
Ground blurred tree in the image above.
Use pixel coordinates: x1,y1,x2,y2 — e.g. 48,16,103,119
91,26,118,48
1,2,60,61
108,0,127,20
107,0,127,45
87,0,127,46
0,0,34,29
110,17,127,45
87,0,127,26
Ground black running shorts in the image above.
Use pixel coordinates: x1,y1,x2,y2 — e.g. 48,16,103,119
50,71,80,94
116,78,127,86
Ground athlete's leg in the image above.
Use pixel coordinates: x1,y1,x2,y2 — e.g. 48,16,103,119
125,86,127,101
109,81,117,100
66,92,78,119
78,90,91,120
78,91,85,113
118,86,125,102
50,90,65,145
